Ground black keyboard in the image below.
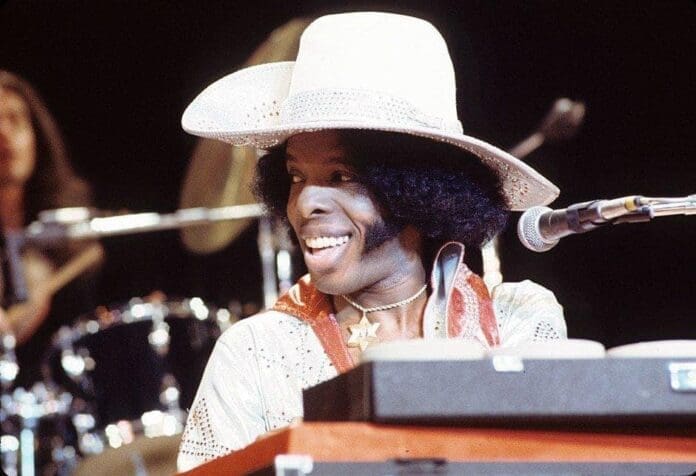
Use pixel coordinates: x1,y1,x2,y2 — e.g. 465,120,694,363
303,358,696,428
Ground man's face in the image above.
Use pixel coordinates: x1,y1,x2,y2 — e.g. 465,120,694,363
0,88,36,186
285,130,409,296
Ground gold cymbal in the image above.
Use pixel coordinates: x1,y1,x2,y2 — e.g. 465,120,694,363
179,18,311,254
179,140,257,253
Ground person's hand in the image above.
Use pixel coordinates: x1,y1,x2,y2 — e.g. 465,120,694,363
0,307,12,335
6,291,51,344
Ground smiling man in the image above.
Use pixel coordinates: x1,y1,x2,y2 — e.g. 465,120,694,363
177,12,566,470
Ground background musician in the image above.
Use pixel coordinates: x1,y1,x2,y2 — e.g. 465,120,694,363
0,70,103,387
176,12,566,470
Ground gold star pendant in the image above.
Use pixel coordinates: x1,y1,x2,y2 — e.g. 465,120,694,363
347,316,380,351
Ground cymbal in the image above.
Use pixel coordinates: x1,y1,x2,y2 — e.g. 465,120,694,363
180,18,312,254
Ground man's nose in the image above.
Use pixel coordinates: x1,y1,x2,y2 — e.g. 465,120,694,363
0,115,16,141
296,184,333,218
0,123,10,145
0,117,10,138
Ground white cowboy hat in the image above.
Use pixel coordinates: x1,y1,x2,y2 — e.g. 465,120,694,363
182,11,559,210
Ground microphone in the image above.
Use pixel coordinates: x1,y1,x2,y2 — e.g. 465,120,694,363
508,98,586,158
517,196,643,252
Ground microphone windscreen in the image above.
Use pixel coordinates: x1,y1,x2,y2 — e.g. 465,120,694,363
517,206,556,252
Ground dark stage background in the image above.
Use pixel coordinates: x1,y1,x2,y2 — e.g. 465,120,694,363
2,1,694,349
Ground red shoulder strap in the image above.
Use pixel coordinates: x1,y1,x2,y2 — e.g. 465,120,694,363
272,275,355,373
447,269,500,347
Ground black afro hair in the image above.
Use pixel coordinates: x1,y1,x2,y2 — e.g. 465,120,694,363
254,130,509,254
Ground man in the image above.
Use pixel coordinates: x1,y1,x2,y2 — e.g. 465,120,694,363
0,70,102,388
177,12,565,470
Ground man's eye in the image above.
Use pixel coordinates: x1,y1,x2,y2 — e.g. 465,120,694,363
332,172,355,183
288,171,303,183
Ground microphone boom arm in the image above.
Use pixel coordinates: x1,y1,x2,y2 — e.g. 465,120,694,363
519,194,696,252
614,195,696,223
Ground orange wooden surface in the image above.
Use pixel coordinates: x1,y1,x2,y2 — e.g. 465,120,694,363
181,422,696,475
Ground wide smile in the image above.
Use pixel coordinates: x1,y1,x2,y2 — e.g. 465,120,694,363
303,234,352,274
304,235,350,250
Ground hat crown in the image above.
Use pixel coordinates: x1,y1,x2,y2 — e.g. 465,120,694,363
286,12,460,128
181,11,560,210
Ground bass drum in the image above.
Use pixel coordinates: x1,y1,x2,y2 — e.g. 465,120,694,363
44,296,236,462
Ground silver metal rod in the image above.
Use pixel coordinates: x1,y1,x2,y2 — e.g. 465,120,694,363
24,204,266,245
19,428,34,476
648,202,696,216
640,195,696,206
258,217,278,309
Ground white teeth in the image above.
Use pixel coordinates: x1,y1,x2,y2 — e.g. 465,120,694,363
305,235,350,250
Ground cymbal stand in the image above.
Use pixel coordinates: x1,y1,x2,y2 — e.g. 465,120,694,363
274,222,295,296
1,236,22,476
258,217,278,309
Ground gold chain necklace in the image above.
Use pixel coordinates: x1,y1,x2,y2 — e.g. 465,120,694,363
342,284,427,351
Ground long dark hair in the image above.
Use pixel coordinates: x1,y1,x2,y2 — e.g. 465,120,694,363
0,70,93,224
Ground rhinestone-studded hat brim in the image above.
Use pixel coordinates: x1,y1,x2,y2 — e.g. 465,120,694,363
182,62,559,211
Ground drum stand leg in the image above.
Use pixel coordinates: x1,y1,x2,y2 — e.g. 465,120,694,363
146,310,186,437
1,412,20,476
1,332,20,476
19,422,36,476
1,445,18,476
258,217,295,309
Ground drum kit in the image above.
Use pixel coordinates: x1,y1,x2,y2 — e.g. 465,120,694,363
0,146,283,475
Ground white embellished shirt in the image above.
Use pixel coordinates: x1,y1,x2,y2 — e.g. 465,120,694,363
177,278,566,471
